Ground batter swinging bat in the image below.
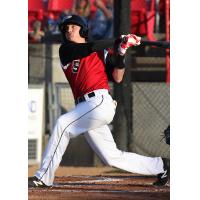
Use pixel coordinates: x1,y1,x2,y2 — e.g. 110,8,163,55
141,39,170,49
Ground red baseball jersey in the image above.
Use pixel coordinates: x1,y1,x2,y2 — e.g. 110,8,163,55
61,50,109,99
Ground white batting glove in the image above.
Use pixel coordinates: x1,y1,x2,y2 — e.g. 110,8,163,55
118,34,141,56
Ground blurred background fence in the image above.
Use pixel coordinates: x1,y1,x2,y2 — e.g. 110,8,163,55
28,0,170,166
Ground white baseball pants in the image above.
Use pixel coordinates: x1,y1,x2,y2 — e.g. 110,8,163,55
35,89,164,186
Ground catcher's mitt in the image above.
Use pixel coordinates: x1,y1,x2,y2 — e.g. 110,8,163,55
163,125,170,145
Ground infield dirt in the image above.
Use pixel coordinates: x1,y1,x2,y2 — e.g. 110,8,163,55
28,166,169,200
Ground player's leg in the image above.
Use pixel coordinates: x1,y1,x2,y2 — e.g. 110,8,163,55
85,125,164,175
34,118,71,186
34,93,116,186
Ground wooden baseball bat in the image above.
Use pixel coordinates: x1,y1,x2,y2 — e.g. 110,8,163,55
141,39,170,49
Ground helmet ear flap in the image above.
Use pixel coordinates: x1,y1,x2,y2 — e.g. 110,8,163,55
80,26,89,38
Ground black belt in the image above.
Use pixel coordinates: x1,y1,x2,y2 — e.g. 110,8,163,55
75,92,95,104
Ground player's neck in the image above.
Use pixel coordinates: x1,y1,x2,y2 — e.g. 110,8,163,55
68,35,86,43
75,37,86,43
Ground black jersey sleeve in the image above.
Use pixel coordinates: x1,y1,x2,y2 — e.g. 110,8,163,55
59,39,116,65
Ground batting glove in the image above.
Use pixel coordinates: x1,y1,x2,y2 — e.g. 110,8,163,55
118,34,141,56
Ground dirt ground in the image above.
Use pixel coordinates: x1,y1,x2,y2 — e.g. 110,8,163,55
28,165,170,200
29,165,117,177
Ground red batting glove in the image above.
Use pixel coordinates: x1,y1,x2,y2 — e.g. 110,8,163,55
118,34,141,56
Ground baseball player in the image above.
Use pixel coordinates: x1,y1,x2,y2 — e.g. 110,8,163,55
28,15,169,188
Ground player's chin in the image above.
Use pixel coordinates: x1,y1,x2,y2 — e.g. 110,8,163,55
66,36,74,42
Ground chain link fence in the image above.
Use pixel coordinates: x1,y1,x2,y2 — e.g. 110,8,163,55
130,82,169,158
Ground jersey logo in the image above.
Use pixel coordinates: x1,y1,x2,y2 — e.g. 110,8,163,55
72,59,80,73
61,63,70,70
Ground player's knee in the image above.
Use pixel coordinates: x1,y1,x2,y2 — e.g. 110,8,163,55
56,114,71,128
55,115,83,139
55,116,71,135
101,150,123,167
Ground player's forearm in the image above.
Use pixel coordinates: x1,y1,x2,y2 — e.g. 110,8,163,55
105,53,126,83
111,54,126,83
112,68,125,83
